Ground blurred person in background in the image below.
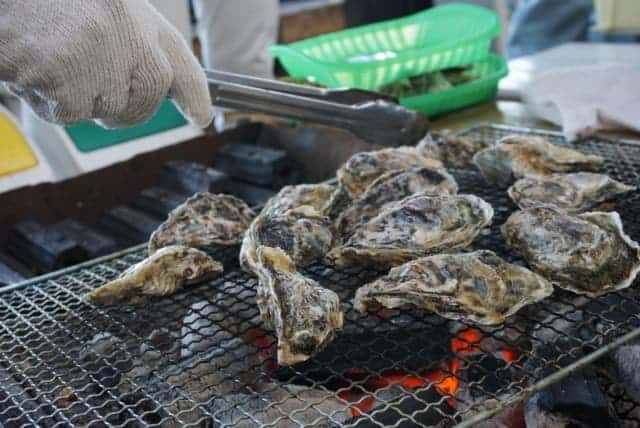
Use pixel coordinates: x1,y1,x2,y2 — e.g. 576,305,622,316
508,0,640,59
345,0,433,27
191,0,279,78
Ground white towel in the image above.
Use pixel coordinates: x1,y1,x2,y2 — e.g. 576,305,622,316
523,64,640,141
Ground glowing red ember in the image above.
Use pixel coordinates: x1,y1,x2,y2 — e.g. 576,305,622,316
425,361,460,400
501,347,520,363
451,328,483,356
242,329,277,370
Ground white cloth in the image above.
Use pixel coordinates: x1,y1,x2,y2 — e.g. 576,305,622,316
0,0,213,128
192,0,279,78
523,64,640,141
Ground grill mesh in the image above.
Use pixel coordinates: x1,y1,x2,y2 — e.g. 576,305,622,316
2,125,640,427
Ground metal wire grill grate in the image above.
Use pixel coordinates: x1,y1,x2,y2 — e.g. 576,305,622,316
1,125,640,427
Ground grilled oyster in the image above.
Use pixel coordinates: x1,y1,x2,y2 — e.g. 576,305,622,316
473,135,604,186
240,184,334,271
87,246,223,306
254,246,343,365
324,186,353,222
337,147,445,197
241,206,333,271
417,131,489,169
335,167,458,238
262,183,336,217
328,194,494,268
503,206,640,296
148,193,255,254
508,172,635,214
355,251,552,325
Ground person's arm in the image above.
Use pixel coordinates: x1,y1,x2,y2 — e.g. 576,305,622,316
0,0,213,128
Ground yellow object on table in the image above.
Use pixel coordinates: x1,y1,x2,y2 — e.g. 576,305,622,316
0,111,37,177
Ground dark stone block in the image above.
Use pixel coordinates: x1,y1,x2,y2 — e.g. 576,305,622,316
7,220,87,273
0,259,24,287
98,207,161,246
55,220,119,259
160,161,230,194
215,143,300,189
131,187,189,220
222,180,276,208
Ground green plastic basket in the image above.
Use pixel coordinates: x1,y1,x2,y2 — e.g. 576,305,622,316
270,3,500,90
400,54,508,117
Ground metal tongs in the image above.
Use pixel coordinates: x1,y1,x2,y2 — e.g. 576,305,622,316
206,70,428,147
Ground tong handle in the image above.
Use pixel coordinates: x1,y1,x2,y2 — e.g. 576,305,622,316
206,70,428,147
205,70,397,104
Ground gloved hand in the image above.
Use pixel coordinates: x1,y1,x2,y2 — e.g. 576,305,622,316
0,0,213,128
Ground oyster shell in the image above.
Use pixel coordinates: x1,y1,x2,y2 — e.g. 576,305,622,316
335,167,458,238
354,250,552,325
254,246,343,366
324,186,353,222
508,172,635,213
337,147,445,197
148,193,255,254
328,193,494,268
262,183,335,217
240,184,334,271
87,246,223,306
416,131,489,169
503,206,640,296
473,135,604,186
241,206,333,271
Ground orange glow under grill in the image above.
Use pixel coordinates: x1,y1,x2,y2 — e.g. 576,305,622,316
451,328,483,355
337,328,524,418
501,347,520,362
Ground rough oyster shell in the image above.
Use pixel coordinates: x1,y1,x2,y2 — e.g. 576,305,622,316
503,206,640,296
261,183,336,217
87,246,223,306
335,167,458,238
241,206,333,272
240,184,334,271
508,172,635,213
416,131,489,169
337,146,445,197
148,193,255,254
354,250,552,325
323,186,353,222
473,135,604,187
254,246,343,366
328,193,494,268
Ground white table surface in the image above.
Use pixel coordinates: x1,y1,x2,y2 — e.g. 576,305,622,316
498,42,640,100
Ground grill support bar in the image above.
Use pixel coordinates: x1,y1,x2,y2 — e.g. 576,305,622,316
456,323,640,427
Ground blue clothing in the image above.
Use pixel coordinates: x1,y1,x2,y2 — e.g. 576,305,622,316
507,0,640,59
507,0,593,58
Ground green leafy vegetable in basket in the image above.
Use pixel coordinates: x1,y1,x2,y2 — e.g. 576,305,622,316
279,65,477,99
278,76,327,88
378,67,476,98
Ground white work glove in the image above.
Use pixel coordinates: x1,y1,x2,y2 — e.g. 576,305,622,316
0,0,213,128
523,64,640,141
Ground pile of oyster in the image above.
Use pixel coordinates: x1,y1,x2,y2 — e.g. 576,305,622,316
87,131,639,367
472,135,639,297
87,193,256,306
